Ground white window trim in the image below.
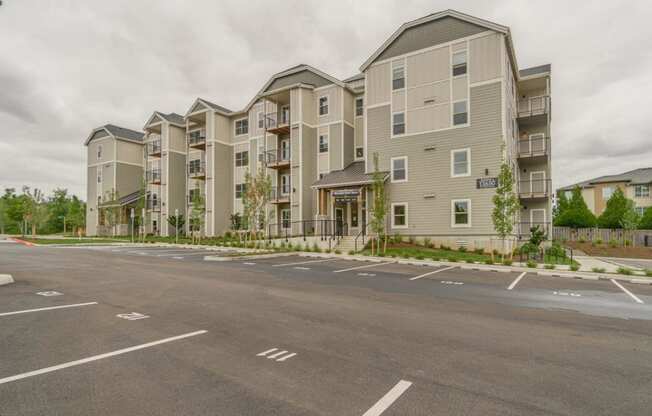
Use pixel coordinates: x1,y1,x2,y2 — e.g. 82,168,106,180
391,202,408,229
450,148,471,178
319,133,329,153
391,61,405,92
234,117,248,136
390,156,408,183
452,99,469,127
257,111,264,129
355,146,364,161
391,111,406,137
634,184,650,198
451,50,468,78
318,95,329,117
355,97,364,117
97,144,103,160
451,199,472,228
530,208,547,225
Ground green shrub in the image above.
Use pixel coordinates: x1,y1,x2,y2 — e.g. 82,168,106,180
348,250,355,255
591,267,606,273
526,260,537,268
334,249,342,254
294,245,302,252
325,249,332,253
474,248,485,255
401,253,410,259
502,259,513,266
408,236,416,245
458,246,467,253
484,258,494,265
390,253,397,258
440,245,450,251
578,237,586,243
570,264,580,271
595,238,603,245
423,237,431,248
362,251,370,256
492,249,499,256
544,264,555,270
465,259,475,263
624,239,632,247
392,233,403,244
447,257,458,262
312,243,319,252
416,254,425,260
617,267,633,275
644,269,652,277
608,239,618,248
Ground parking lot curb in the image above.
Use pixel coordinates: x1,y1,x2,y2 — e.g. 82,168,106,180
204,252,295,262
0,274,14,286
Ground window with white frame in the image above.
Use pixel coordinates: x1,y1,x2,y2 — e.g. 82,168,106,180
392,112,405,135
392,63,405,90
391,203,408,228
453,101,468,126
451,149,470,177
280,174,291,194
257,112,264,129
319,96,329,116
452,51,467,76
235,183,245,199
281,209,291,229
602,186,614,200
319,134,329,153
635,185,650,198
636,207,646,216
235,150,249,167
97,168,102,184
235,118,248,135
97,144,103,160
452,199,471,227
355,97,363,117
356,147,364,159
391,156,407,183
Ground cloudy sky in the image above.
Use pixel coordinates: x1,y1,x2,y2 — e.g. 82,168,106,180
1,0,651,199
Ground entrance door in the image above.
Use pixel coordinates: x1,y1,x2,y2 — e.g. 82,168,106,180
335,207,344,236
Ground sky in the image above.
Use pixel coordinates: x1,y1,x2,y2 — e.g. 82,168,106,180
1,0,651,200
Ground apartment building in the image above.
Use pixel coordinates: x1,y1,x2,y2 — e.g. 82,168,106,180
85,10,552,250
558,168,652,216
84,124,144,236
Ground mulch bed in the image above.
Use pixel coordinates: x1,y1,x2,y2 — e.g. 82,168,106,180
566,241,652,259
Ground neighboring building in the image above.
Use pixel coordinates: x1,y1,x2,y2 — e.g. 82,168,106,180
85,9,553,250
558,168,652,217
84,124,144,236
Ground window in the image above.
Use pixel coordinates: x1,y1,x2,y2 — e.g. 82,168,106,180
635,185,650,198
235,183,245,199
392,64,405,90
355,97,364,117
451,149,470,177
636,207,646,216
281,209,291,229
188,159,202,174
453,101,468,126
452,51,467,76
319,96,329,116
257,112,264,129
280,174,291,194
391,203,408,229
235,118,248,135
319,134,329,153
97,168,102,183
356,147,364,159
188,188,199,203
602,186,614,200
452,199,471,227
97,145,103,160
391,156,407,183
235,151,249,167
392,112,405,135
564,191,572,200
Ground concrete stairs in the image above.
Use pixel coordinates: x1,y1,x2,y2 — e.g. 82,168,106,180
335,236,359,253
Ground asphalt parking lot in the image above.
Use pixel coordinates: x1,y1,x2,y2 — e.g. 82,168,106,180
1,241,651,415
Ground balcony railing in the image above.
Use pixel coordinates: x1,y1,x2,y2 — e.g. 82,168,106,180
146,199,160,211
188,192,205,204
517,136,550,158
265,109,290,134
188,130,206,148
270,185,291,203
517,95,549,118
264,148,291,167
147,140,162,157
517,222,550,239
147,169,161,184
518,179,551,199
188,160,206,178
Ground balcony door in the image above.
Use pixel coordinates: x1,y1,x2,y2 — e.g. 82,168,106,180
529,133,545,154
281,105,290,125
530,171,546,194
280,174,290,195
530,209,547,234
280,139,290,161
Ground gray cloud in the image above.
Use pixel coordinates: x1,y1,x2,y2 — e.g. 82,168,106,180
1,0,651,199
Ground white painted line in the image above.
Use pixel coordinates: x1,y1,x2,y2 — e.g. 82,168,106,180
362,380,413,416
0,330,207,385
441,281,464,285
333,261,395,273
294,267,311,270
357,272,376,277
116,312,150,321
172,256,184,259
267,350,288,359
256,348,278,357
0,302,98,317
611,279,644,304
156,251,209,257
507,272,527,290
36,291,63,297
243,262,256,265
272,258,336,267
409,266,455,281
276,352,297,362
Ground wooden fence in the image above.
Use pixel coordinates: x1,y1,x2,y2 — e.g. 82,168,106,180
552,227,652,247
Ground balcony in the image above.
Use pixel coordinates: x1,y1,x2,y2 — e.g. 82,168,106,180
147,169,161,184
517,136,550,160
188,191,205,204
188,160,206,180
518,179,551,200
146,198,160,212
265,109,290,135
517,222,550,239
264,148,291,169
188,129,206,150
517,96,549,119
269,185,291,204
147,139,162,157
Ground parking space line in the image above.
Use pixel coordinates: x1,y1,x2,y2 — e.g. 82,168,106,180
0,302,98,317
409,266,455,281
156,252,210,257
333,261,395,273
0,330,207,385
272,258,336,267
276,352,297,362
611,279,644,304
507,272,527,290
362,379,413,416
267,350,289,359
256,348,278,356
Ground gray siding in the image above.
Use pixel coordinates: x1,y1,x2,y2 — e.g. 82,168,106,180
328,123,343,171
266,70,333,92
375,16,487,63
367,82,503,236
86,166,98,236
343,123,355,168
301,126,317,221
214,142,232,235
167,152,187,226
115,163,143,197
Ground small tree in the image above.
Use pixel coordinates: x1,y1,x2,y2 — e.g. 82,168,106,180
242,168,271,242
167,214,185,239
598,187,630,229
491,162,520,260
620,199,640,246
369,153,388,255
189,184,205,244
639,206,652,230
553,191,570,226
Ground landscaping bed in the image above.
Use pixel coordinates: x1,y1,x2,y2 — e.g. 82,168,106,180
566,241,652,259
362,242,492,263
17,237,125,245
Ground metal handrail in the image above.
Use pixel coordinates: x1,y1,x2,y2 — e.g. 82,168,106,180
146,169,161,183
517,95,549,118
266,219,345,242
188,160,206,176
517,136,550,157
518,179,551,196
147,140,162,155
265,110,290,129
265,148,291,165
354,222,372,252
188,130,206,146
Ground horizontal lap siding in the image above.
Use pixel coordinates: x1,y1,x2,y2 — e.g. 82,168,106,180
367,82,503,235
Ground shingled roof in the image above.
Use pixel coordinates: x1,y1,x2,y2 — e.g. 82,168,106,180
559,167,652,191
312,161,389,189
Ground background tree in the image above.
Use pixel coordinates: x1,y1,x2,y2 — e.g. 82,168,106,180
491,162,520,260
100,189,121,236
555,186,597,228
189,184,205,244
553,191,570,226
597,187,630,228
620,199,640,246
369,152,388,255
639,206,652,230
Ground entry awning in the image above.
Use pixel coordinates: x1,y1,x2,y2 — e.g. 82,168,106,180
312,161,388,189
99,191,143,208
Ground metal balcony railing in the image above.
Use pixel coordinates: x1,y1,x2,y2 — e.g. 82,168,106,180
517,96,549,118
187,160,206,178
517,136,550,158
147,140,162,156
147,169,161,184
188,130,206,147
270,185,291,202
518,179,551,198
188,192,205,204
517,222,550,239
265,148,291,166
146,199,160,211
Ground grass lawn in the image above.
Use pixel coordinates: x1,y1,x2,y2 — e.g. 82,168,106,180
362,243,491,263
18,238,125,245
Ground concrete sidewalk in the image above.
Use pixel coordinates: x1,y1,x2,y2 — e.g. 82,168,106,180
574,256,622,273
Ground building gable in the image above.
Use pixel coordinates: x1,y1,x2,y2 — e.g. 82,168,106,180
88,129,110,143
265,69,333,92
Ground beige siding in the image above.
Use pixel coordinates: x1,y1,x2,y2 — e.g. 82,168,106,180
354,116,364,152
343,89,354,125
328,123,343,171
301,126,317,221
469,33,501,83
367,62,391,106
169,125,186,152
213,142,232,234
392,90,405,111
88,137,114,165
406,46,449,87
406,82,449,109
343,124,355,168
86,166,98,236
116,140,143,165
315,85,342,124
300,88,316,126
